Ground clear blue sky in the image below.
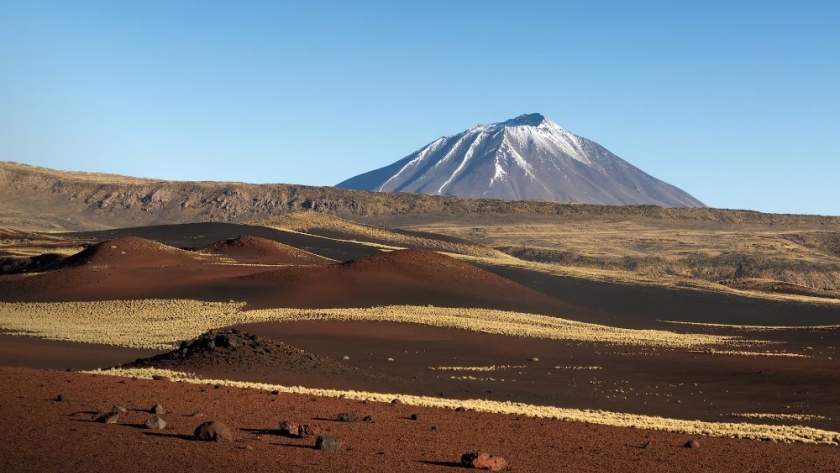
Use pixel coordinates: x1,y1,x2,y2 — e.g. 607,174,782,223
1,1,838,215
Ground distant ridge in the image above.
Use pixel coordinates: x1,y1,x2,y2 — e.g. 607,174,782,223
337,113,704,207
1,161,837,233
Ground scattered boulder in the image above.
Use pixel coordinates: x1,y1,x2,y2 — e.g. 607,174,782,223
315,435,341,451
279,420,300,437
151,403,166,415
96,413,120,424
337,412,359,422
410,413,419,420
461,452,508,471
684,439,700,449
194,421,233,441
391,398,402,405
144,416,167,430
111,405,128,415
362,415,374,423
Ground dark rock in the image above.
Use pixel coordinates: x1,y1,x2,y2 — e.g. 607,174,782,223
53,394,63,402
684,439,700,449
337,412,359,422
431,425,439,431
362,415,374,423
194,420,233,441
151,375,171,381
455,406,467,412
315,435,341,451
390,398,402,405
144,416,167,430
410,413,419,420
461,452,508,471
151,403,166,415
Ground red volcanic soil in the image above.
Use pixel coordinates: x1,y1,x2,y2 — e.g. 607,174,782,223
0,236,265,302
221,249,572,313
1,366,838,473
0,243,574,317
192,235,333,265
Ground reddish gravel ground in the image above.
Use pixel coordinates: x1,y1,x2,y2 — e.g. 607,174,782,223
1,367,837,473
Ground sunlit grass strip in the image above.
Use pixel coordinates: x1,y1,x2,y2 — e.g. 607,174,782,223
660,320,840,331
731,413,829,422
553,366,603,370
85,367,840,446
687,349,810,358
257,212,506,259
0,301,766,351
427,365,526,372
0,300,245,349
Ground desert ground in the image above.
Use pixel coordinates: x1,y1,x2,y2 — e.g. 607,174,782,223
1,212,839,472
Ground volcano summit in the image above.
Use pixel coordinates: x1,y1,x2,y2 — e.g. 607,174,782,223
337,113,704,207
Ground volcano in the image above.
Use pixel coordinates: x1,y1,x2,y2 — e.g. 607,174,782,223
337,113,704,207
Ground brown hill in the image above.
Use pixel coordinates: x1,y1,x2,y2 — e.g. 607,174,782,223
0,236,246,303
57,236,201,270
220,249,574,314
193,235,333,265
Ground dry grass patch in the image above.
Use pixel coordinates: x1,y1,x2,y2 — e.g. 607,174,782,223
731,413,830,422
85,367,840,446
660,320,840,331
0,301,772,351
257,211,505,258
554,366,603,371
427,365,526,372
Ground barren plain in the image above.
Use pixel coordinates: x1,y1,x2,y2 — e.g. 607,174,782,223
1,209,839,472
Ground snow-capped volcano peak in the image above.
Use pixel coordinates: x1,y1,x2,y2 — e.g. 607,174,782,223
337,114,704,207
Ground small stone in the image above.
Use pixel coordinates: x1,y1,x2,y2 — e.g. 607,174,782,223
144,416,167,430
391,398,402,405
97,413,120,424
337,412,359,422
684,439,700,449
431,425,439,431
455,406,467,412
279,421,300,437
461,452,508,471
410,413,419,420
315,435,341,451
53,394,63,402
151,375,171,381
528,357,540,362
111,405,128,415
194,421,233,441
362,415,374,423
151,403,166,415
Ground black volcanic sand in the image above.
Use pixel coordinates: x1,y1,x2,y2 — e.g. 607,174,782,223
478,263,840,328
0,334,162,371
121,328,421,394
229,320,840,432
